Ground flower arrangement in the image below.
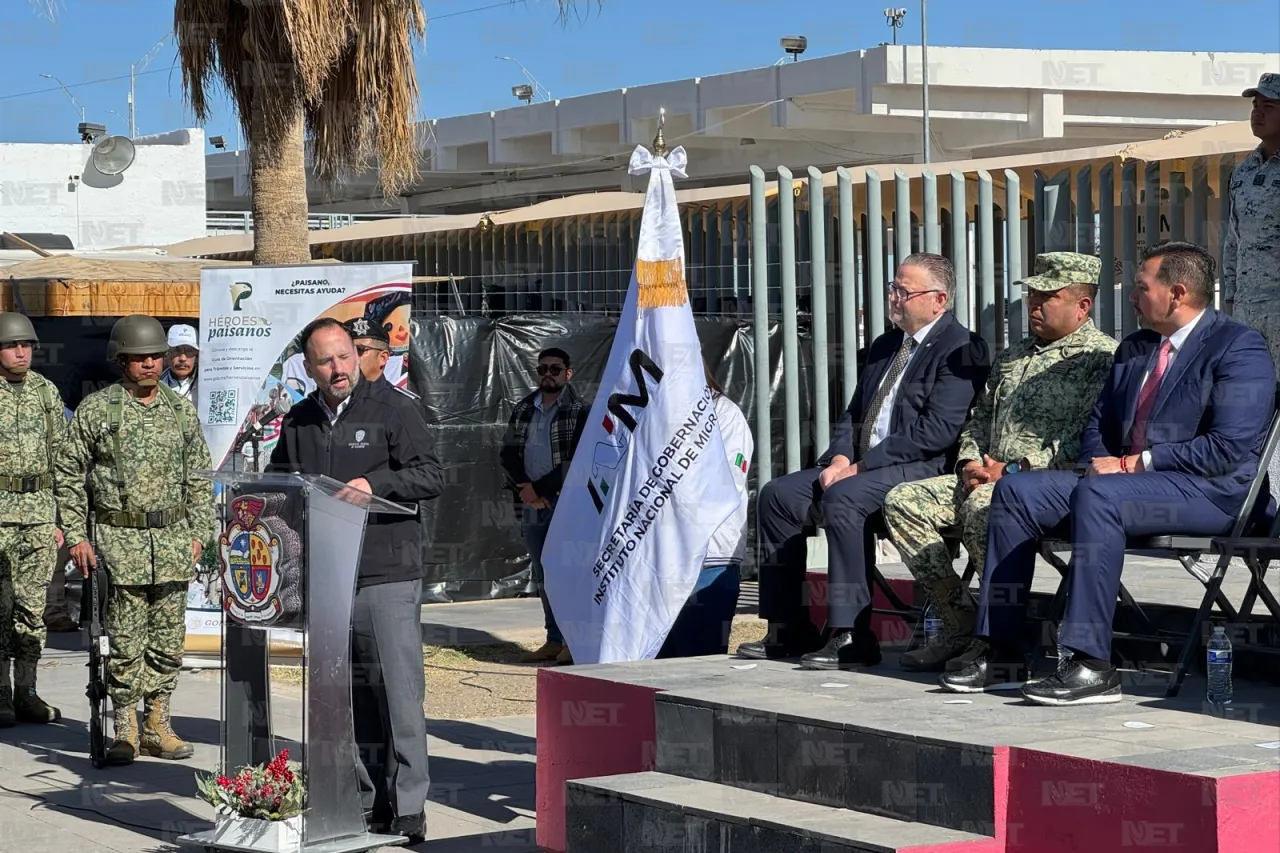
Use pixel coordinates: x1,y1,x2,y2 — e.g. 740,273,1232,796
196,749,306,821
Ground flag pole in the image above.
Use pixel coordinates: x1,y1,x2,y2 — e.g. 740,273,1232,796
653,107,668,156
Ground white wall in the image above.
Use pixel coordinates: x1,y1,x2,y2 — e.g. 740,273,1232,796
0,128,206,249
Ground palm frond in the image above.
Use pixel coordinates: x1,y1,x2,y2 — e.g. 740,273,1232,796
176,0,424,197
29,0,58,21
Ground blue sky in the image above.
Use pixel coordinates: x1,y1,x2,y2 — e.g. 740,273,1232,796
0,0,1276,145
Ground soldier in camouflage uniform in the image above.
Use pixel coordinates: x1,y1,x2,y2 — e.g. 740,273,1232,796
1223,72,1280,365
57,315,214,766
0,313,68,727
883,253,1117,672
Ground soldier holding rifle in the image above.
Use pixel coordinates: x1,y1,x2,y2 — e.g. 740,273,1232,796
57,315,215,766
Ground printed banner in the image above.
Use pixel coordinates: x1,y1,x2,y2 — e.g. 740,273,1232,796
542,145,740,664
187,261,411,656
197,262,413,469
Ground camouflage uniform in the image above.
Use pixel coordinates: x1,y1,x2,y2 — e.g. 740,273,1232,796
883,253,1117,670
55,384,214,726
0,368,66,725
1224,74,1280,367
1224,75,1280,503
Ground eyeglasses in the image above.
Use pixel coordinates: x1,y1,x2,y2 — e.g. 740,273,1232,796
355,345,387,356
887,283,945,301
536,364,565,376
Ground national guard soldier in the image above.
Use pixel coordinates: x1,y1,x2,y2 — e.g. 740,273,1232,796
0,313,68,727
1223,72,1280,363
57,315,215,765
883,253,1117,672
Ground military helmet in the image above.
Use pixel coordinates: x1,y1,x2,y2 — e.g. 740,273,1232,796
0,313,38,345
108,314,168,360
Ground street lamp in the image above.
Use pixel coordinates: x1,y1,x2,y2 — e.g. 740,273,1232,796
40,73,85,124
496,56,551,102
512,84,534,105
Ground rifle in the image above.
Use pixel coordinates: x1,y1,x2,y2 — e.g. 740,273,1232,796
80,514,110,769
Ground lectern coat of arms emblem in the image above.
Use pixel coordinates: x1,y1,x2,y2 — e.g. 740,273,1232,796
219,494,287,624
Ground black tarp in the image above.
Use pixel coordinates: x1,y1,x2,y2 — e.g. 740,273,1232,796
26,312,824,604
409,313,816,602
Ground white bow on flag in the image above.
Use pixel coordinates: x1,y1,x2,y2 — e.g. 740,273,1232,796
542,145,741,664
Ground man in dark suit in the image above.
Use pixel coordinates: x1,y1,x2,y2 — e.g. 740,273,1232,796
738,253,990,670
941,241,1276,705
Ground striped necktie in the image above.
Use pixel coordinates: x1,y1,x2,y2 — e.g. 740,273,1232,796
859,335,917,458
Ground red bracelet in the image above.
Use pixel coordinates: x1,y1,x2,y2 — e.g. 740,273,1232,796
1120,455,1129,473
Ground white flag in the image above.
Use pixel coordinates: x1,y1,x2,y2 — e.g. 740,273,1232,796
542,144,741,664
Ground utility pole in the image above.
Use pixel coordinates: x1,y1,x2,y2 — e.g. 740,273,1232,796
921,0,932,164
129,36,170,137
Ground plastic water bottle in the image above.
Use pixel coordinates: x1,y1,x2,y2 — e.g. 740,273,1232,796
923,601,942,646
1206,626,1233,707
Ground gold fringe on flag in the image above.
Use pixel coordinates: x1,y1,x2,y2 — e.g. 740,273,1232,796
635,258,689,309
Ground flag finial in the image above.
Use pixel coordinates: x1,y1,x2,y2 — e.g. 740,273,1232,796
653,107,668,157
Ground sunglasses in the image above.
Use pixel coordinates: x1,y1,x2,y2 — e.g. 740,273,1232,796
536,364,565,376
356,345,387,356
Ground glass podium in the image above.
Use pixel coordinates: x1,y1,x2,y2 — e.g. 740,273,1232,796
178,471,416,853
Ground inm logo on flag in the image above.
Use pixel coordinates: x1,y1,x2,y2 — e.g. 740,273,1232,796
587,349,664,513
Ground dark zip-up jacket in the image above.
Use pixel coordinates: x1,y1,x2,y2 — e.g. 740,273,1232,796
268,375,442,588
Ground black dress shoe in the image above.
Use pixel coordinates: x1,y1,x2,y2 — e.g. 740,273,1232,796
390,812,426,844
1021,659,1122,706
737,624,824,660
937,651,1027,693
799,630,881,670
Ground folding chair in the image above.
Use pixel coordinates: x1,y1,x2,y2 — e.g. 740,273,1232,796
861,516,965,621
1034,388,1280,697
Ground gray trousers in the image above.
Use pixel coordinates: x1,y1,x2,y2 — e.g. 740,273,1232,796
352,578,429,821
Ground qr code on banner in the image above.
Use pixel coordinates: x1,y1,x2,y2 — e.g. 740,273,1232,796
207,389,238,425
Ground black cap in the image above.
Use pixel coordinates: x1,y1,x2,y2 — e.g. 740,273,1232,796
344,316,390,347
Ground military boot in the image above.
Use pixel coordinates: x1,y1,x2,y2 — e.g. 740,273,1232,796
141,693,194,760
0,660,15,728
900,575,976,673
12,659,61,723
106,706,139,766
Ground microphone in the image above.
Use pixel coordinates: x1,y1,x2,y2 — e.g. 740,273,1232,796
268,393,293,420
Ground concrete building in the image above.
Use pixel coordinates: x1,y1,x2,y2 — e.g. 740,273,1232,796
205,45,1277,218
0,128,207,249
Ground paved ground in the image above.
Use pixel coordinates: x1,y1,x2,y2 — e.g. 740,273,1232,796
2,552,1270,853
0,644,538,853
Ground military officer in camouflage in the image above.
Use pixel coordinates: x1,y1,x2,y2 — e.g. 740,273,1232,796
0,313,68,727
57,315,215,766
883,253,1117,672
1223,72,1280,364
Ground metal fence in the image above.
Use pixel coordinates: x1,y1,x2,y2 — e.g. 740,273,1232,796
746,153,1239,490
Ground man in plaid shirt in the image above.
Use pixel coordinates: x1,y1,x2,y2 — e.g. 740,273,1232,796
500,348,590,664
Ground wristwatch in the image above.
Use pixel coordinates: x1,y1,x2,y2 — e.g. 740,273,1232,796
1004,458,1031,475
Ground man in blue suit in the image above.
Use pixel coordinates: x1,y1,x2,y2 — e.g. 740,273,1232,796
941,242,1276,704
739,253,990,670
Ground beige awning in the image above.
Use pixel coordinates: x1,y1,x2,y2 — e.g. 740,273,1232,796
166,122,1257,259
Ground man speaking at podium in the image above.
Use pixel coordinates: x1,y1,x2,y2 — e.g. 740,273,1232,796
269,317,442,843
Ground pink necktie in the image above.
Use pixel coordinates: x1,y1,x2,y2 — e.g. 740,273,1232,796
1129,339,1173,454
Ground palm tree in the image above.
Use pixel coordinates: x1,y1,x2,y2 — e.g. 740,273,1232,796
175,1,596,265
